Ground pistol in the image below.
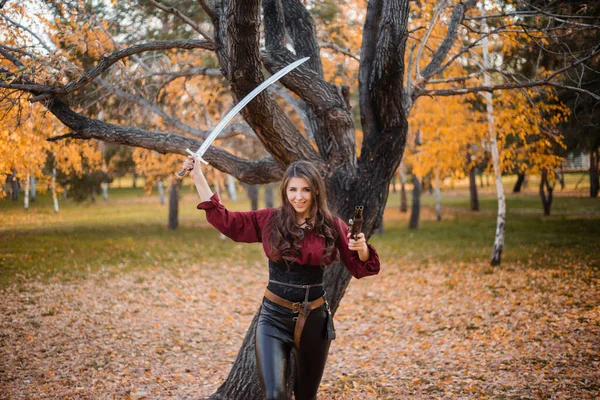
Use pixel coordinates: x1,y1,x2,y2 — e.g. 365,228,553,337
348,206,364,240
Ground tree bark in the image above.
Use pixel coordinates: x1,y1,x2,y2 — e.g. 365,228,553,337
590,148,599,198
539,169,553,216
264,184,274,208
513,173,525,193
409,174,421,229
399,164,408,213
246,184,259,211
168,177,181,230
469,166,479,211
10,170,19,201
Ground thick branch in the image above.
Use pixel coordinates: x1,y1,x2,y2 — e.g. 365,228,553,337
228,0,321,168
44,97,282,183
358,0,383,140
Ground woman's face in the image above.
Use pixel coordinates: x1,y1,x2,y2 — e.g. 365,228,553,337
286,177,314,219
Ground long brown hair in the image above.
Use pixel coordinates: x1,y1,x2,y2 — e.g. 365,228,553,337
267,160,339,266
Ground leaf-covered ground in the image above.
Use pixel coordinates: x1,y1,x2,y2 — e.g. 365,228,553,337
2,253,598,399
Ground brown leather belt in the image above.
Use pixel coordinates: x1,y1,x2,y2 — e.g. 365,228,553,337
264,288,325,349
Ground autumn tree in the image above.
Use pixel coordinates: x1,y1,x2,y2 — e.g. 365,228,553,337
2,0,599,397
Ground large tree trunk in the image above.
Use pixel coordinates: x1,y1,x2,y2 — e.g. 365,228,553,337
409,174,421,229
513,173,525,193
590,148,599,198
482,9,505,267
168,177,181,230
539,169,553,216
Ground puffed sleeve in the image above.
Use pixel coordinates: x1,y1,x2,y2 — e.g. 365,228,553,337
335,217,380,279
197,193,272,243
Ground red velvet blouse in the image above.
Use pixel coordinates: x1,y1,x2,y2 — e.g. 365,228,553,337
197,193,380,279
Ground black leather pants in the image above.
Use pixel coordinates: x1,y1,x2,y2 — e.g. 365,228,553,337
255,298,331,400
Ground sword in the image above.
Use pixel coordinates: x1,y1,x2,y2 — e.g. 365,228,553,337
175,56,310,178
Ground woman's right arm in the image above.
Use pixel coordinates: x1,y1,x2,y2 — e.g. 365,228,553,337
182,156,214,202
183,156,271,243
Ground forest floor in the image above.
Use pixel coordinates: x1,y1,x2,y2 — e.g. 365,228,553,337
1,181,599,399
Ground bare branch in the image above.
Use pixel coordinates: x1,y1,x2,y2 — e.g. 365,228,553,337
148,0,214,43
0,14,53,53
94,77,210,138
196,0,215,20
23,40,215,102
0,0,10,10
318,42,360,61
414,0,448,78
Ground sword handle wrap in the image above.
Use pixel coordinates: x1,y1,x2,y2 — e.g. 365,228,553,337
175,168,191,179
349,206,364,240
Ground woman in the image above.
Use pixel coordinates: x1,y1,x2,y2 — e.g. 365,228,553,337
182,157,380,400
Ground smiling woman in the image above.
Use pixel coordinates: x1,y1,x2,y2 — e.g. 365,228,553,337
182,157,380,400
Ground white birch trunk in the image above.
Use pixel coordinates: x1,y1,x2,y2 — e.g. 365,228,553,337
52,167,59,213
158,178,165,205
435,167,442,221
482,7,505,266
227,174,237,202
24,173,30,210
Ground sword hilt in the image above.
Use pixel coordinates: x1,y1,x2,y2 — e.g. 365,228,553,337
174,149,209,179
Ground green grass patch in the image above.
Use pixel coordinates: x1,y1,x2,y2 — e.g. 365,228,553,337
1,179,598,287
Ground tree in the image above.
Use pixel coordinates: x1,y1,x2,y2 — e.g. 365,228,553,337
2,0,599,397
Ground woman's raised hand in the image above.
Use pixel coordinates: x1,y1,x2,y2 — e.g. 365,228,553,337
182,156,202,180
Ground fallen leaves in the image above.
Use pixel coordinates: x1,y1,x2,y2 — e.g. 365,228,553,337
1,258,598,399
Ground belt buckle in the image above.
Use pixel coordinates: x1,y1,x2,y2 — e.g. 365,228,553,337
291,302,302,313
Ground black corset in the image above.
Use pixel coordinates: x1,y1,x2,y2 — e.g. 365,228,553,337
266,259,324,303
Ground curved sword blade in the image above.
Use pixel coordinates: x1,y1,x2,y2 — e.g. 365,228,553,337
186,56,310,164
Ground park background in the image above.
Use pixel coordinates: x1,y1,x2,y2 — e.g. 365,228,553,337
1,0,599,399
1,172,598,399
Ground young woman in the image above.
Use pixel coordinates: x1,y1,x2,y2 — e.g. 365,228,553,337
182,157,380,400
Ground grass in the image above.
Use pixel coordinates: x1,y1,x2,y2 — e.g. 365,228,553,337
1,174,598,287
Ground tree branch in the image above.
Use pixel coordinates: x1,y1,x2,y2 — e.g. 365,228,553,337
44,97,283,183
318,41,360,61
419,0,476,80
25,40,214,102
148,0,214,42
414,0,448,78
